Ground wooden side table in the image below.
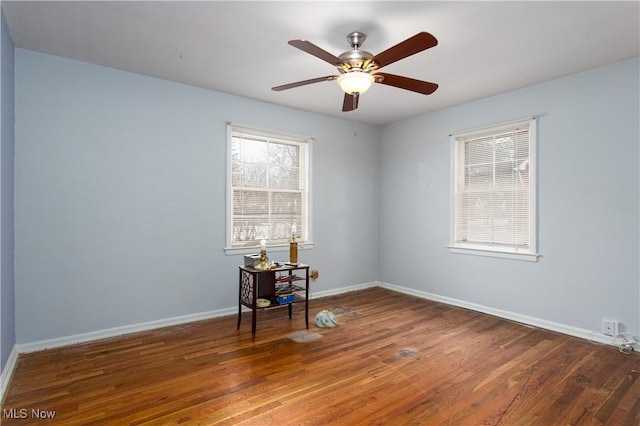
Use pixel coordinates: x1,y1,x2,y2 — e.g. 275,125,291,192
237,264,310,339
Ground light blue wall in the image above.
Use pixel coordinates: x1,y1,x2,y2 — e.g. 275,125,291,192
14,49,379,343
12,46,640,344
379,57,640,336
1,10,16,371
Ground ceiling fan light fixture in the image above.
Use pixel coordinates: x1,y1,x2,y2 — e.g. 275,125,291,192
337,71,374,95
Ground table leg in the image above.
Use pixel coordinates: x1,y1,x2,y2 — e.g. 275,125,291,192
252,272,257,339
237,268,242,329
252,310,256,339
305,268,309,329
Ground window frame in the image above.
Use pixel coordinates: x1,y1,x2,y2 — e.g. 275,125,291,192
225,123,313,255
448,117,539,262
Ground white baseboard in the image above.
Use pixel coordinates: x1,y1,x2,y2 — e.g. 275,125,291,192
5,279,621,398
16,306,236,354
14,281,380,354
1,345,19,403
309,281,378,300
376,281,617,347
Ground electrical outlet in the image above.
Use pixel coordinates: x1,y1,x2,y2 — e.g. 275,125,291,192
603,319,619,337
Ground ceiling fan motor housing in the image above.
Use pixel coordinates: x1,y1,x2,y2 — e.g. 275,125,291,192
338,32,376,73
338,49,374,73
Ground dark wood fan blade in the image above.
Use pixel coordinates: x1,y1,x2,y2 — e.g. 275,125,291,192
272,76,337,91
370,32,438,69
342,93,359,111
374,73,438,95
288,40,344,67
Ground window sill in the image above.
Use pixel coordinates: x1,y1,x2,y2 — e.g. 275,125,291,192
225,242,315,256
448,245,539,262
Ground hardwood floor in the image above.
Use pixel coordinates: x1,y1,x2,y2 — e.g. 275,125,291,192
2,287,639,425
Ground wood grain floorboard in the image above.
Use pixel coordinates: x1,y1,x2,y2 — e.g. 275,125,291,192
2,287,638,425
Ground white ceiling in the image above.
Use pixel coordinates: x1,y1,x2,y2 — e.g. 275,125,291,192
2,1,639,125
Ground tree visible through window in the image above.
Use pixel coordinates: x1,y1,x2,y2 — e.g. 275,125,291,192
227,124,310,249
449,117,538,261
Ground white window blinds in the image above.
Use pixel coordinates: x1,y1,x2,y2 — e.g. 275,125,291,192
227,124,310,249
450,118,537,260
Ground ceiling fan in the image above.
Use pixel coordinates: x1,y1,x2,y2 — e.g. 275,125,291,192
272,31,439,112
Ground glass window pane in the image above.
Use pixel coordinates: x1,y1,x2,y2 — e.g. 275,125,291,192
229,126,309,247
453,121,533,253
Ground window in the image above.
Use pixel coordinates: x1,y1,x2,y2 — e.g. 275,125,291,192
226,123,311,252
449,117,538,261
